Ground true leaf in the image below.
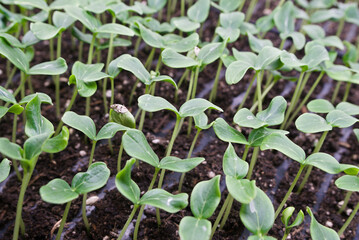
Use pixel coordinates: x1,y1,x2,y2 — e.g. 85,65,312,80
281,207,304,229
223,143,248,179
307,207,340,240
179,217,211,240
42,126,69,153
23,133,51,161
326,110,358,128
0,159,11,183
40,179,78,204
62,111,97,140
139,189,188,213
138,94,179,116
260,133,306,163
226,177,256,204
335,175,359,192
122,129,160,167
28,57,67,75
159,156,205,173
71,162,110,194
191,175,221,219
213,118,248,145
295,113,332,133
240,187,274,235
115,159,140,204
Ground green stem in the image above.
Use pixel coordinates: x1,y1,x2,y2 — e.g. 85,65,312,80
256,71,263,112
338,201,359,236
78,25,86,62
186,70,195,102
55,201,72,240
279,39,286,50
13,72,26,99
178,129,201,192
175,69,190,103
285,71,324,129
219,195,234,230
245,0,258,22
343,82,351,102
278,0,286,7
134,37,142,57
275,164,305,219
209,59,223,103
82,193,90,233
187,66,200,136
181,0,185,16
138,85,150,131
280,72,305,130
339,191,353,214
89,141,97,166
117,142,124,172
13,167,34,240
210,195,231,239
5,67,16,89
86,97,90,117
297,131,328,194
12,115,22,181
133,168,160,240
247,147,259,180
54,33,62,117
167,0,172,20
238,73,257,111
155,52,162,72
336,18,345,38
282,231,289,240
55,87,78,135
145,48,155,70
117,205,139,240
102,16,116,114
85,34,97,117
238,0,245,11
331,81,341,104
49,15,54,61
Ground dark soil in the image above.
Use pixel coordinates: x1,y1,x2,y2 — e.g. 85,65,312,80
1,0,359,239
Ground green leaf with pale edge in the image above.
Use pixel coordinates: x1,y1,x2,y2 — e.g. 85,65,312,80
187,0,210,23
198,41,226,65
326,110,358,128
281,207,304,229
213,118,248,145
122,129,159,167
139,189,188,213
0,159,11,183
115,159,140,204
159,156,205,173
0,86,16,104
19,92,53,105
307,99,334,113
0,138,23,160
161,48,199,68
179,217,211,240
307,207,340,240
240,187,274,235
295,113,332,133
138,94,179,116
304,153,342,174
65,6,100,33
71,61,109,82
117,54,150,84
42,126,69,153
335,175,359,192
191,176,221,219
336,102,359,115
24,133,50,161
226,177,256,204
223,143,248,178
71,162,110,194
136,22,164,48
40,179,78,204
248,127,289,147
171,17,200,32
225,60,253,84
234,108,266,129
256,96,287,126
28,58,67,75
261,133,306,163
30,22,60,40
62,111,96,140
179,99,223,118
0,38,29,73
248,33,273,53
95,122,129,141
25,95,54,137
96,23,134,36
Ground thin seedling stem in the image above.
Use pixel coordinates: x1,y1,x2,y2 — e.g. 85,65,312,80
256,71,263,112
55,87,78,136
178,129,201,192
245,0,258,22
209,58,223,103
12,115,22,181
55,201,72,240
54,33,63,117
297,131,328,194
246,147,259,180
332,81,341,104
238,73,257,111
275,164,305,219
219,195,234,230
117,205,139,240
339,191,353,214
210,194,231,239
338,201,359,236
343,82,351,102
117,142,124,172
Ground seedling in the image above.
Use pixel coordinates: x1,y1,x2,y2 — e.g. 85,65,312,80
307,207,340,240
40,162,110,240
179,176,221,240
61,110,129,231
260,133,358,218
121,129,205,237
295,100,359,192
116,159,189,240
281,207,304,240
0,95,69,240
